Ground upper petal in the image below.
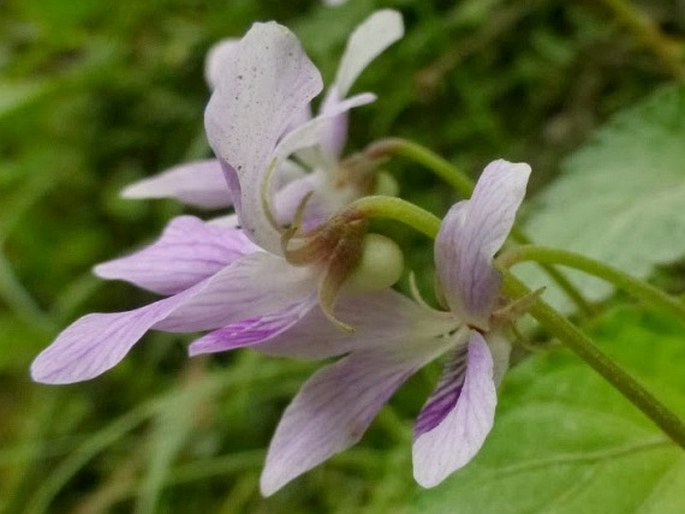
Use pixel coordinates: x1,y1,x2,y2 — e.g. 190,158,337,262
204,38,239,90
204,22,323,253
412,330,497,488
260,348,419,496
121,160,231,209
334,9,404,98
94,216,258,295
435,159,530,328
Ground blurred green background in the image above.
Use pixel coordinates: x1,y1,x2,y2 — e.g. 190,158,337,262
1,0,682,512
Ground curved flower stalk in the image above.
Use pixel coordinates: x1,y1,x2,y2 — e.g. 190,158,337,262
122,9,403,222
236,159,531,495
30,20,403,385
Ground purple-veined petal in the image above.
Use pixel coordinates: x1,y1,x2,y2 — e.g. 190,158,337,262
257,289,457,360
204,38,239,90
32,252,316,384
435,159,530,328
31,284,203,384
314,9,402,158
260,348,420,496
334,9,404,98
188,296,317,356
273,92,375,165
121,160,231,209
204,22,323,253
288,88,374,175
154,251,316,332
317,87,349,159
94,216,258,295
413,335,469,439
412,330,497,488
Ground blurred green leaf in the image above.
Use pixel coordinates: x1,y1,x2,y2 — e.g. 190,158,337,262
416,306,685,514
0,81,48,119
519,84,685,311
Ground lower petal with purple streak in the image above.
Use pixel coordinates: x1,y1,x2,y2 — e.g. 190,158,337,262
412,330,497,488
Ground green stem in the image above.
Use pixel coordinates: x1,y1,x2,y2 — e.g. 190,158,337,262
346,195,442,239
365,138,593,315
499,245,685,325
350,197,685,449
365,138,474,198
502,273,685,449
601,0,684,80
509,230,595,316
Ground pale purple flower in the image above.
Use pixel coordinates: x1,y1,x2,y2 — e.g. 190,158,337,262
246,160,531,495
122,9,403,225
29,19,380,384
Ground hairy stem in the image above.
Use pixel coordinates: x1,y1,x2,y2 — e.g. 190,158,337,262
351,197,685,448
502,272,685,449
499,245,685,325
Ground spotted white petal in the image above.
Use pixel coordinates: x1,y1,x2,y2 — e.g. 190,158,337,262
204,38,239,90
204,22,323,253
435,160,530,328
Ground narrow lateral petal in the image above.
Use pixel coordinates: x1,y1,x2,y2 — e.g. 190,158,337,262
257,289,456,359
334,9,404,98
204,22,323,253
30,285,201,384
154,251,316,332
436,160,530,328
188,296,317,356
121,160,231,209
412,330,497,488
317,87,349,159
94,216,258,295
260,348,420,496
272,92,376,165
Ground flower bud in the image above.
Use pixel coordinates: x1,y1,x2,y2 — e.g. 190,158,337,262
344,233,404,293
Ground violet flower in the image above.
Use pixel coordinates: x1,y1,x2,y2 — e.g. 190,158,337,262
242,160,531,495
30,19,401,384
121,9,403,224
